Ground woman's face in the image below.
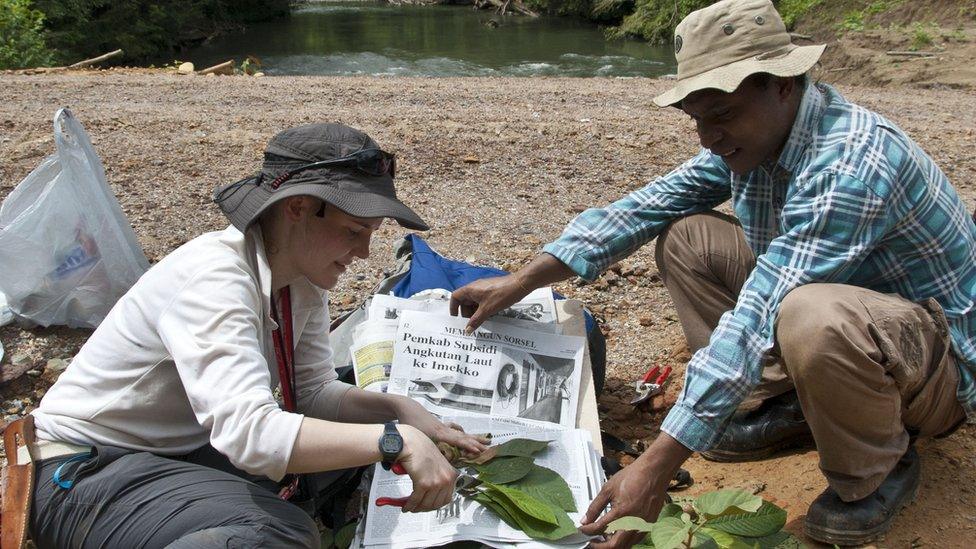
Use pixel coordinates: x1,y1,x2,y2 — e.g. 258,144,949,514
295,202,383,290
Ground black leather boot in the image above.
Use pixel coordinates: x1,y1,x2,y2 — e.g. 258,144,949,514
805,446,920,546
701,390,814,462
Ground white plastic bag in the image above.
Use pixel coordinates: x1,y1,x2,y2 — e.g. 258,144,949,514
0,108,149,329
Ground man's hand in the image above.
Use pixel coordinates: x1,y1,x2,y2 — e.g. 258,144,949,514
395,397,490,456
450,253,575,332
580,434,692,549
450,274,530,333
397,425,459,513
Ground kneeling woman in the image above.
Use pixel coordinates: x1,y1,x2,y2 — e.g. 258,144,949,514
27,123,485,548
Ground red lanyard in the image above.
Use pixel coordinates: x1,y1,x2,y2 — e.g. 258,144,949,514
270,286,300,499
270,287,296,411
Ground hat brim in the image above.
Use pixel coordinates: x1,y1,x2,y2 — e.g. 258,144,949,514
652,44,826,107
215,176,430,233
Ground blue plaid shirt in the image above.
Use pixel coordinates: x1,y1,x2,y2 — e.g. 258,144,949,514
544,82,976,451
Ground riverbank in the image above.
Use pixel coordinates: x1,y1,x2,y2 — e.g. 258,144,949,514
1,74,975,546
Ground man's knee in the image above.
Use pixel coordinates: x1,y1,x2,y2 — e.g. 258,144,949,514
654,211,736,267
777,284,866,378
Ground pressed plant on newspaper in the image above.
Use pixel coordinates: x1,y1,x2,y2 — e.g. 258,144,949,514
441,437,580,542
605,489,805,549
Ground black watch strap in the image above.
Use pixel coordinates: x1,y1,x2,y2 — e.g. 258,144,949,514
378,421,403,470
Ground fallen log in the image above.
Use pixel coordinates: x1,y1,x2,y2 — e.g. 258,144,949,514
198,60,235,75
886,50,940,57
68,49,123,69
477,0,537,17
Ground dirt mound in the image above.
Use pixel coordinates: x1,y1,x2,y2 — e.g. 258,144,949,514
796,0,976,89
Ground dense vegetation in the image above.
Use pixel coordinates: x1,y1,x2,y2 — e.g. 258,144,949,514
0,0,289,69
523,0,821,42
0,0,54,69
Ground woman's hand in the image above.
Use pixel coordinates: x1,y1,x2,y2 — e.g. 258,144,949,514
397,425,460,512
395,397,490,456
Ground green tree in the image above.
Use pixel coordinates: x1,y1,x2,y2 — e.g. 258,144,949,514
30,0,289,65
610,0,820,43
0,0,55,69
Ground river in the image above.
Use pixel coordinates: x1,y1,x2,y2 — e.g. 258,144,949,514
184,1,676,77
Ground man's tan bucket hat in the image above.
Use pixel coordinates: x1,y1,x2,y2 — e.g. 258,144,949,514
653,0,826,107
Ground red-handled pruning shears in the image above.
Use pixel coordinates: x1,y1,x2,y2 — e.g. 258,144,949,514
630,364,672,406
373,463,482,508
374,462,410,507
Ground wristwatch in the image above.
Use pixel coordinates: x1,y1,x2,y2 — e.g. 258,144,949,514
378,421,403,470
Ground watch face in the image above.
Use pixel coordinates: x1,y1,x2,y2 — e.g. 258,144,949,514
380,433,402,454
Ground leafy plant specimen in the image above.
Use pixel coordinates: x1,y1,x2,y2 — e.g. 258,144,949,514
605,489,804,549
449,437,581,542
320,520,357,549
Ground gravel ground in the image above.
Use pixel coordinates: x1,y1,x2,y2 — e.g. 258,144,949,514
1,73,975,546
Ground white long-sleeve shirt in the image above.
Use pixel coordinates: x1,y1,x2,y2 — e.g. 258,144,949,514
33,225,352,481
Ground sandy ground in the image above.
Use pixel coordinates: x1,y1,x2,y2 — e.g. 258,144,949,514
1,73,975,547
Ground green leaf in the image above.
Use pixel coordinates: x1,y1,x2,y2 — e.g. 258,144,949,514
703,501,787,538
463,438,549,465
658,503,684,520
605,516,656,533
483,483,559,526
505,464,577,512
740,531,804,549
334,521,357,549
472,491,520,529
319,527,334,549
649,517,693,549
473,456,534,484
690,531,720,549
493,438,551,458
694,490,763,518
698,527,753,549
477,487,578,541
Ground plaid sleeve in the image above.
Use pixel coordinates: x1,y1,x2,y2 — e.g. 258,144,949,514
543,149,732,281
661,171,895,450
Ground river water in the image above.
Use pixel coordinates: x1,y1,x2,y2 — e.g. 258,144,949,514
185,1,676,77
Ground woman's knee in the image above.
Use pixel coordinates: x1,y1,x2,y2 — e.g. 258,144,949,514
166,509,319,549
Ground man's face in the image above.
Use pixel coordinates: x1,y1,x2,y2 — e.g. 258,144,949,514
297,203,383,290
680,76,799,174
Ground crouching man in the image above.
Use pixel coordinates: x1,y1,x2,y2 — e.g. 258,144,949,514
450,0,975,546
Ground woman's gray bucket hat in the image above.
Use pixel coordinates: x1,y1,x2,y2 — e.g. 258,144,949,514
213,123,429,232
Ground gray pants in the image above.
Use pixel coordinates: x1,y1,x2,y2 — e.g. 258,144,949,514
29,444,329,548
656,211,966,501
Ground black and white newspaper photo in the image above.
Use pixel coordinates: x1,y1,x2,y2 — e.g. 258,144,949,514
388,310,585,428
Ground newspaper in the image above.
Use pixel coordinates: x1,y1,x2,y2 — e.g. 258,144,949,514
350,320,399,393
360,416,602,549
388,310,585,428
350,289,604,549
352,288,560,393
368,287,559,333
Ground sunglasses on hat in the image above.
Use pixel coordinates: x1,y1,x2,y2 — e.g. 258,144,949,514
270,148,396,189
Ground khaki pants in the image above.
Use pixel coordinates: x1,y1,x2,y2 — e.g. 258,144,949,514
655,212,966,501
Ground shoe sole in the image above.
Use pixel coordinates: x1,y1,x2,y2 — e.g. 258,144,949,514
803,476,921,546
700,433,815,463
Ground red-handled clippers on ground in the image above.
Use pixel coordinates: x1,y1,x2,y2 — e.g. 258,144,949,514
630,364,672,406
